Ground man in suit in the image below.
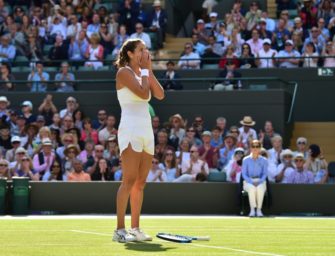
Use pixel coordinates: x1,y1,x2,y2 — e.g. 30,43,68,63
160,61,183,90
147,0,168,48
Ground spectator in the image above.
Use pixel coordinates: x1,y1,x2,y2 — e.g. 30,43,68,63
0,159,10,179
155,129,175,162
304,144,328,184
169,114,185,147
294,137,308,158
24,32,44,61
242,139,268,217
117,0,140,34
202,35,224,64
184,127,202,147
239,43,256,68
91,158,112,181
215,22,230,49
50,128,61,150
277,39,301,68
111,24,129,57
27,61,50,92
225,147,245,183
68,30,89,62
0,95,9,119
59,96,78,119
256,38,277,68
192,19,209,45
176,137,192,167
218,45,239,69
216,117,228,138
85,144,106,175
56,133,77,159
55,62,75,92
0,34,16,61
238,116,258,149
9,147,27,172
22,123,39,157
198,131,218,172
302,42,319,67
214,60,242,91
13,155,39,181
174,145,209,182
323,41,335,67
245,1,262,31
267,135,283,182
210,126,223,148
92,109,107,131
272,18,291,51
259,121,280,150
258,18,273,40
160,60,183,90
287,153,314,184
8,110,19,136
152,116,161,143
73,109,84,131
67,159,91,181
191,33,206,57
15,114,26,137
67,15,82,40
48,35,69,62
48,159,63,181
98,115,117,145
147,155,167,182
317,17,330,41
130,22,152,49
99,23,113,57
291,31,304,53
292,17,308,41
148,0,168,49
246,29,263,55
261,12,276,32
160,149,179,182
80,117,98,145
49,113,62,131
318,0,334,25
33,138,58,181
61,115,76,136
106,13,119,39
21,100,36,124
276,0,297,18
5,136,21,162
279,9,294,32
0,0,9,25
218,133,237,170
303,26,326,54
79,140,95,165
273,149,295,183
178,43,201,70
103,135,119,160
206,12,219,34
63,143,80,177
49,14,67,41
84,33,104,70
0,62,15,91
299,0,318,29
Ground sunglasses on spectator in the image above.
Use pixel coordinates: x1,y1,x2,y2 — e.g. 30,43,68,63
68,150,76,154
95,150,103,152
52,165,61,168
152,160,159,164
294,159,304,163
64,139,73,143
0,164,8,167
298,141,306,145
185,46,191,49
22,159,29,162
251,145,261,148
230,130,238,133
17,152,26,155
187,129,195,132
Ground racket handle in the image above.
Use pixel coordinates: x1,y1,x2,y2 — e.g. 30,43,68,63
193,236,210,241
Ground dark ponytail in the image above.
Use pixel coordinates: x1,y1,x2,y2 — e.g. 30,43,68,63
114,38,144,68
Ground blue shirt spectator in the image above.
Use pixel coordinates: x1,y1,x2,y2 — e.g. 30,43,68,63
27,62,50,92
0,35,16,61
277,40,301,68
55,62,75,92
68,32,89,61
242,154,268,185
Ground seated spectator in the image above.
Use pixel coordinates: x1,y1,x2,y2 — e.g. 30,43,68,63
99,26,113,58
329,17,335,39
79,140,95,165
317,18,330,41
85,144,106,175
169,114,185,147
103,135,119,163
279,10,294,32
9,23,26,56
191,33,206,57
130,22,152,49
192,115,206,138
239,43,256,68
155,129,175,162
199,130,219,171
216,117,228,139
176,137,191,167
49,113,61,131
272,18,291,51
148,0,168,49
277,39,301,68
160,61,183,90
13,155,39,181
178,43,201,69
111,25,129,57
80,117,98,145
48,35,69,62
258,18,273,40
68,30,89,62
218,133,237,170
205,12,219,35
9,147,26,171
276,0,297,18
91,158,112,181
147,155,167,182
113,158,123,181
184,127,203,147
303,26,326,54
301,42,319,67
226,27,245,56
27,62,50,92
59,97,78,119
0,34,16,61
0,124,12,152
54,62,75,92
93,109,107,131
0,95,9,119
47,160,63,181
246,29,263,55
174,145,209,182
323,41,335,67
0,62,15,91
256,38,277,68
238,116,258,149
202,35,224,64
98,115,117,145
49,15,67,41
56,133,77,160
267,135,283,182
242,139,267,217
210,126,223,148
117,0,140,34
21,100,36,124
292,17,308,41
273,149,295,183
67,15,82,40
291,31,304,53
67,159,91,182
24,32,44,61
225,147,245,183
63,144,80,178
304,144,328,184
73,109,84,131
259,121,280,150
287,153,314,184
160,149,179,182
5,136,21,162
245,1,262,31
192,19,209,45
299,0,318,29
293,137,308,158
218,45,239,69
84,33,104,70
0,159,10,179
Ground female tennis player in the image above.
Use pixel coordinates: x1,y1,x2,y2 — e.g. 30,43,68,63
113,39,164,243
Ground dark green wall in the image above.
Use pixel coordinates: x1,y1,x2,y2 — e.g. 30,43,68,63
12,182,335,215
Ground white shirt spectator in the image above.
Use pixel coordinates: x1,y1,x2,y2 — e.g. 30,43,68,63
67,23,82,39
238,127,257,146
50,22,67,39
147,168,168,182
271,163,295,183
178,52,201,69
246,38,263,55
258,48,277,68
130,32,152,49
303,52,318,67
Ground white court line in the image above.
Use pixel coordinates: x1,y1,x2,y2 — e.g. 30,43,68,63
69,230,286,256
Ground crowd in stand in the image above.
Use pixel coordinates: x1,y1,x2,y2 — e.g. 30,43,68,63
0,93,330,186
179,0,335,69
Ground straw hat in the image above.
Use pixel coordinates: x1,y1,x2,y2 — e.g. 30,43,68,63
240,116,256,126
153,0,161,7
64,144,80,156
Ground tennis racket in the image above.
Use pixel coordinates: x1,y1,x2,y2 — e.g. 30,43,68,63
156,233,210,243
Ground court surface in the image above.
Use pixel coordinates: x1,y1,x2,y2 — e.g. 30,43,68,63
0,215,334,256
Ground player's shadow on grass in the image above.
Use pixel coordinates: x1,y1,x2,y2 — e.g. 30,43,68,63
125,242,176,252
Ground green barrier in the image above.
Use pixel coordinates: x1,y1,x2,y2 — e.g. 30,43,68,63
12,177,30,215
0,178,7,215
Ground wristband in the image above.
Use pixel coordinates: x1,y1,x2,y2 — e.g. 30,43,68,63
141,69,149,77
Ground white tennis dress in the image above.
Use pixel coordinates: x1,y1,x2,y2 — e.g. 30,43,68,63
117,66,154,155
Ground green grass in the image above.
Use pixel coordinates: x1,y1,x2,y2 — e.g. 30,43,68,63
1,217,335,256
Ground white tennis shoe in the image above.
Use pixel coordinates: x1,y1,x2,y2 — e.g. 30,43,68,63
113,229,136,243
128,228,153,241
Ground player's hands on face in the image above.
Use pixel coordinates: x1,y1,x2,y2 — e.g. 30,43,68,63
139,49,151,69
